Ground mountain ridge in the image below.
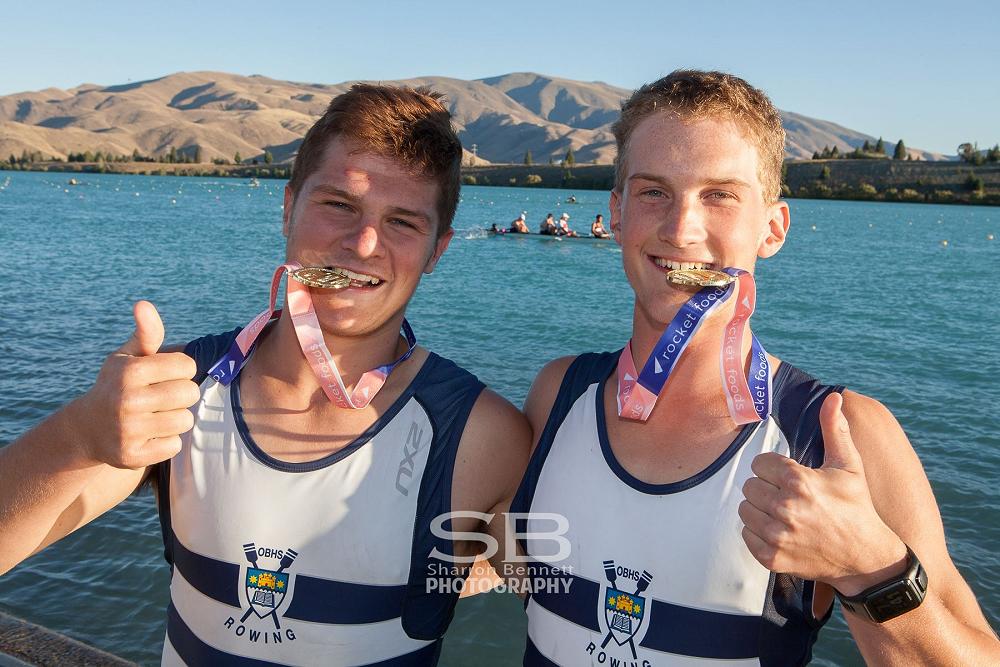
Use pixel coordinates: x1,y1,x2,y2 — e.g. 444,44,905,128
0,71,944,166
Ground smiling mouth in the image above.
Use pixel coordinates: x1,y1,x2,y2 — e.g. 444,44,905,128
325,266,384,288
650,257,716,271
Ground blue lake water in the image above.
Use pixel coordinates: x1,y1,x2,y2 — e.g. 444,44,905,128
0,171,997,665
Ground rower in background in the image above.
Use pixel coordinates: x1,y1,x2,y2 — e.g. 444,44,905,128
557,212,578,237
591,214,610,238
510,212,530,234
540,213,558,236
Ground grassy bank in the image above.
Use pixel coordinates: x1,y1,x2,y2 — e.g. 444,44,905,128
783,160,1000,205
0,161,290,179
460,162,1000,206
5,159,999,206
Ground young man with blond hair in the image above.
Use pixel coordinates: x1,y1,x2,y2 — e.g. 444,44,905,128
0,84,530,666
512,70,998,665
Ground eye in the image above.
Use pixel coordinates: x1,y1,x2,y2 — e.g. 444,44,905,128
639,188,665,198
706,191,737,201
323,200,353,212
390,218,420,230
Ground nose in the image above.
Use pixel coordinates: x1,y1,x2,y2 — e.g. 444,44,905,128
341,217,383,258
658,196,706,248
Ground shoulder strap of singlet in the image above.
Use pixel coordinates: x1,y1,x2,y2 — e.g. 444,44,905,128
509,351,618,536
184,327,243,384
770,362,845,469
154,327,243,567
759,362,844,665
401,353,486,640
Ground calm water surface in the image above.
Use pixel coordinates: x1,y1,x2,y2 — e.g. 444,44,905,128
0,172,997,665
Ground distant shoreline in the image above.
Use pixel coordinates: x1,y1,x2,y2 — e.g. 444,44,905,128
3,160,999,207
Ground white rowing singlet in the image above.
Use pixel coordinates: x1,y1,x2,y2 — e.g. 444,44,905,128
155,329,484,666
511,352,841,667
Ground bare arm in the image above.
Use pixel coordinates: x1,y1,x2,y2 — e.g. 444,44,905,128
0,302,199,575
476,357,577,596
838,391,998,665
740,391,999,665
450,388,532,594
0,400,148,572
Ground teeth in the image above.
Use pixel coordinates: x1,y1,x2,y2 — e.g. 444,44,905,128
337,268,382,285
653,258,711,271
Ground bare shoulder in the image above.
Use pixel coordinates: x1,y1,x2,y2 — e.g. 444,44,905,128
452,389,532,513
838,389,926,501
465,388,532,450
523,355,577,447
840,389,901,436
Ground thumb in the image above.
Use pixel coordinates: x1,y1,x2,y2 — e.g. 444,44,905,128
820,392,862,471
117,300,165,357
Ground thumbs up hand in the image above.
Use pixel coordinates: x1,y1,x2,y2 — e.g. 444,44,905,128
739,392,907,592
77,301,201,470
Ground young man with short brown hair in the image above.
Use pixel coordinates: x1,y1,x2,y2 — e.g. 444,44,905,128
0,84,530,666
513,70,998,666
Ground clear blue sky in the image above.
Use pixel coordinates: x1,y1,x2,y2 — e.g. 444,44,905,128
5,0,997,155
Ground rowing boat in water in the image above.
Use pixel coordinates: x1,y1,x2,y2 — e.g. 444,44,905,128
485,229,613,243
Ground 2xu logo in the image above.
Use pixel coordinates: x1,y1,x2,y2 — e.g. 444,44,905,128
395,422,424,496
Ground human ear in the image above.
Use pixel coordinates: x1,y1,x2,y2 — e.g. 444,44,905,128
609,190,623,247
757,201,790,259
282,185,295,238
424,228,454,274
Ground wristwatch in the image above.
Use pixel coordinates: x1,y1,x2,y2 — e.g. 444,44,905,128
836,545,928,623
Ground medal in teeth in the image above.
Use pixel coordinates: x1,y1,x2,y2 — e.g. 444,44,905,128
656,259,736,288
289,267,383,289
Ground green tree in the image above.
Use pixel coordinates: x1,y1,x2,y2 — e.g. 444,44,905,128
523,150,533,166
564,148,575,167
811,150,820,160
7,155,15,166
987,144,1000,163
875,137,885,154
168,146,178,163
830,145,839,158
264,150,274,165
893,139,907,160
819,165,831,180
964,172,984,193
862,139,872,153
234,151,243,165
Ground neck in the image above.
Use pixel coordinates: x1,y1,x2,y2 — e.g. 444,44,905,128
628,296,752,422
254,308,406,399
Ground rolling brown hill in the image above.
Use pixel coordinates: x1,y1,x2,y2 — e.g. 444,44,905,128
0,71,944,166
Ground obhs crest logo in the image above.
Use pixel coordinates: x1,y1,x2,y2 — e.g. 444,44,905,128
240,542,298,629
600,559,653,660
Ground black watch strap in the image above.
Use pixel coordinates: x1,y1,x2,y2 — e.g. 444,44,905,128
836,545,928,623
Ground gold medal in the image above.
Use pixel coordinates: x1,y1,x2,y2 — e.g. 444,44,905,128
289,267,351,289
665,268,736,288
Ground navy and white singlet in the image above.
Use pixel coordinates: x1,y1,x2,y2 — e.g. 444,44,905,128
511,352,843,667
155,329,484,666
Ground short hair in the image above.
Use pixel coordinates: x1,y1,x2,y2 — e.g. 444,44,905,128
288,84,463,234
612,70,785,202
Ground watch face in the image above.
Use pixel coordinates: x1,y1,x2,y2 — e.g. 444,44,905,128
868,580,923,623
